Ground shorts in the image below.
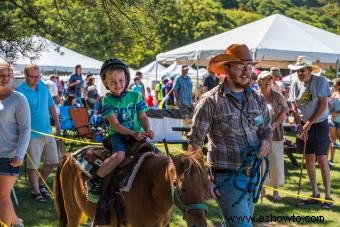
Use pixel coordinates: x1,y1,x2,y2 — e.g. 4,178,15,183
26,136,59,169
108,134,161,154
330,121,340,129
0,158,20,176
110,134,127,153
296,120,330,156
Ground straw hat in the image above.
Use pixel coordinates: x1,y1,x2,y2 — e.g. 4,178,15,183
288,56,320,73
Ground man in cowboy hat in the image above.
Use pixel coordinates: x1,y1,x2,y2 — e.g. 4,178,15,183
288,56,333,209
187,44,273,226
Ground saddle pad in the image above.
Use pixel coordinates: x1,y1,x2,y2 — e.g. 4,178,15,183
72,145,104,177
72,146,154,192
119,152,154,192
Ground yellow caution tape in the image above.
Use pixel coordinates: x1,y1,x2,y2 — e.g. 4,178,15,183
79,212,88,224
0,220,9,227
264,185,339,204
31,130,102,145
25,152,55,199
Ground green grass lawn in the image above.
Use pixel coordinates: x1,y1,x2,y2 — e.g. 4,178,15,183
13,135,340,226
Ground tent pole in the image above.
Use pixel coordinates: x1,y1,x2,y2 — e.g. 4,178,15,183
155,61,158,83
196,57,199,87
336,59,339,78
251,49,256,61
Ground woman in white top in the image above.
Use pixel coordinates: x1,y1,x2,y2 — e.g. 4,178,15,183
0,61,31,226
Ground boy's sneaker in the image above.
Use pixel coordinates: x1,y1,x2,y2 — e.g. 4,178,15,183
39,185,52,199
86,178,102,203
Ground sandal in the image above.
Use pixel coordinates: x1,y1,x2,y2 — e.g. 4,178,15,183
11,218,24,227
39,185,52,199
298,194,321,206
31,193,47,202
322,198,334,210
272,194,281,202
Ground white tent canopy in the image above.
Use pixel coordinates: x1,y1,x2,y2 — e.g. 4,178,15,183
156,14,340,68
139,61,166,78
162,62,199,78
13,36,103,74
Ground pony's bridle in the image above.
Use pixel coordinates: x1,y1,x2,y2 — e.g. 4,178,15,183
162,139,208,216
171,180,208,216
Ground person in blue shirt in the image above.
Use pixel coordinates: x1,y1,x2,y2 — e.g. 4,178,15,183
68,64,84,106
16,64,60,202
173,65,193,111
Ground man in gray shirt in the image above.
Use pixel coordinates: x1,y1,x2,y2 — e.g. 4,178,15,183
288,56,333,209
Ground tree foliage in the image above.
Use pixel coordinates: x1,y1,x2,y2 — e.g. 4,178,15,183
0,0,339,68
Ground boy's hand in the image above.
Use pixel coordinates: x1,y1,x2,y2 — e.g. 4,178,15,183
146,129,154,140
133,132,148,141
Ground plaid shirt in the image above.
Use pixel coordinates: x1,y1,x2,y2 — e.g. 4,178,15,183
188,82,273,170
173,75,193,106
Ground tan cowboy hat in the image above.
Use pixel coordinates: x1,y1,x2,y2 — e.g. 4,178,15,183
208,44,259,75
288,56,320,73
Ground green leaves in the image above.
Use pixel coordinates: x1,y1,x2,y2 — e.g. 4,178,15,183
1,0,339,68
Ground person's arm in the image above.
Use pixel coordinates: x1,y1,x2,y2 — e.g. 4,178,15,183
68,75,81,88
14,95,31,162
49,105,60,135
187,96,212,151
258,96,273,159
138,112,154,139
173,79,182,107
272,93,289,129
106,113,147,141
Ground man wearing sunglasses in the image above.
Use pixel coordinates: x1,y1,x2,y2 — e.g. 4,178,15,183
16,64,60,202
288,56,333,209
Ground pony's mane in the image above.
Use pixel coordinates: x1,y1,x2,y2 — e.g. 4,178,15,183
181,151,206,176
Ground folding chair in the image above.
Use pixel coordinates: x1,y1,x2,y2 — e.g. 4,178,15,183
11,188,19,206
69,107,95,140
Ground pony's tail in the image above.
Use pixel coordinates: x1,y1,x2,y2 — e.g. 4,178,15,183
54,153,70,227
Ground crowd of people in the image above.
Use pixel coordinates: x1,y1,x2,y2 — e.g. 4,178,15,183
0,42,339,226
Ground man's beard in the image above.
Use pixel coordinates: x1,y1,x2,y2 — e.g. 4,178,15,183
229,71,250,89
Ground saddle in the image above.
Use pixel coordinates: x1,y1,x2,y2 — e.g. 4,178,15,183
83,135,157,176
86,135,159,226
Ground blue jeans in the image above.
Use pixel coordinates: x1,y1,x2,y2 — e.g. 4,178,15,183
214,173,255,227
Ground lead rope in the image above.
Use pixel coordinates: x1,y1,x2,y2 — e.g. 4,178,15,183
232,145,269,207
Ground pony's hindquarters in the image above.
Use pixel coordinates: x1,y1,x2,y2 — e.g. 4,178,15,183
54,154,70,227
54,154,83,227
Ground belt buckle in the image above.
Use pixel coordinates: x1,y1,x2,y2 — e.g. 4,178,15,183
244,166,252,176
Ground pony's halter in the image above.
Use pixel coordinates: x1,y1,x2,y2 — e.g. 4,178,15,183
171,178,208,216
163,139,208,215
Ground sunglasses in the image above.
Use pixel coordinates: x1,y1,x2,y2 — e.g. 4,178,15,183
28,75,41,79
297,68,310,73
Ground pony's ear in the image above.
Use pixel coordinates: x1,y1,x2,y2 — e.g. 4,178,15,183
170,155,185,175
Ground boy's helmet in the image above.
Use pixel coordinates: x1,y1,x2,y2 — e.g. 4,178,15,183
100,58,130,89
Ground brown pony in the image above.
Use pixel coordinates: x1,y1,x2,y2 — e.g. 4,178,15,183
54,148,209,227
